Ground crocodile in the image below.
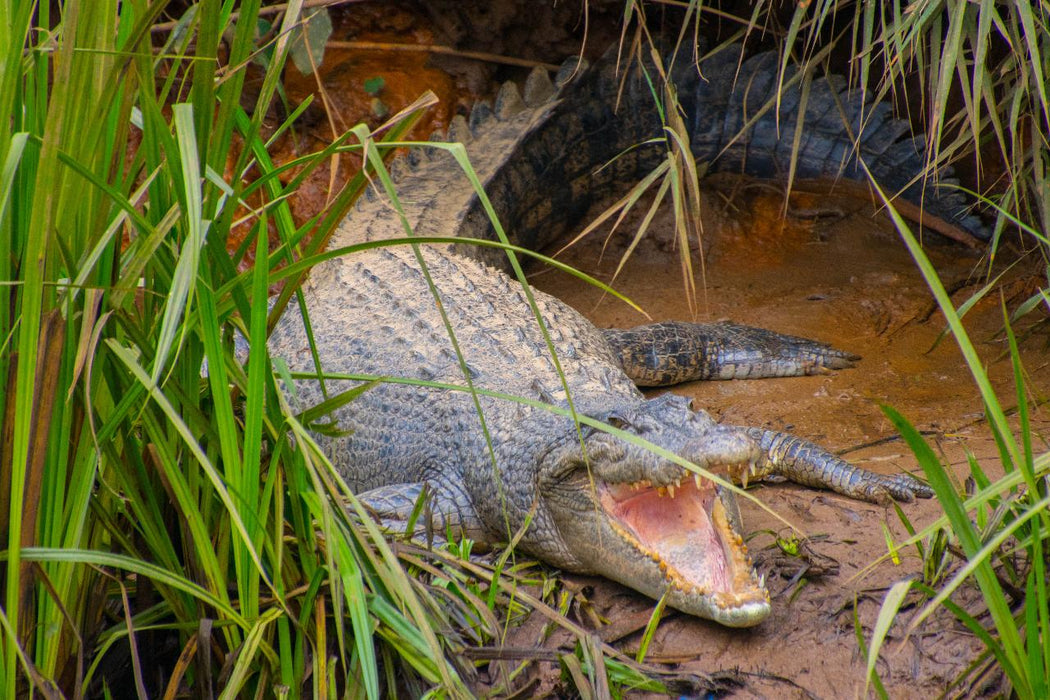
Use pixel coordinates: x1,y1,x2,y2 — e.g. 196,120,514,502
267,43,972,626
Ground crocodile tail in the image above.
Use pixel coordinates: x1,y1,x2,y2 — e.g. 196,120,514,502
334,42,985,267
678,46,986,239
457,43,987,258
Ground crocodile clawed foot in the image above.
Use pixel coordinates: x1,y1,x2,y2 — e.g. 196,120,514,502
741,428,935,504
864,471,935,504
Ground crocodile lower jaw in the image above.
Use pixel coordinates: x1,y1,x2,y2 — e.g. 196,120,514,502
597,474,771,626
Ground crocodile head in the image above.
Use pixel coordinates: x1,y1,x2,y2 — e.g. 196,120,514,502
538,393,771,627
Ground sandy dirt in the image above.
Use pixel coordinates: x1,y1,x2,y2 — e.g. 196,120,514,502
517,182,1049,698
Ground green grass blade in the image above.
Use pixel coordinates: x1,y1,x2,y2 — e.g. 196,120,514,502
218,607,283,700
19,548,246,627
107,339,277,604
864,578,912,697
883,405,1031,693
151,104,202,383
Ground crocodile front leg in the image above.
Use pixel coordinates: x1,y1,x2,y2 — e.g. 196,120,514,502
736,428,933,503
603,321,859,387
356,481,489,541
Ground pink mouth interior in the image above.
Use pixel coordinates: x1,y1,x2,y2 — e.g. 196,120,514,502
599,478,732,593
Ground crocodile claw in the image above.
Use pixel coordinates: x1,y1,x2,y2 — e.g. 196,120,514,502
862,471,935,504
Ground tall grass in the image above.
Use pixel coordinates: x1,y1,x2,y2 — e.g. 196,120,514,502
0,0,494,694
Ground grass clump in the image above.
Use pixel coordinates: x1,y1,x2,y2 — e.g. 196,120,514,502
0,3,689,695
859,188,1050,696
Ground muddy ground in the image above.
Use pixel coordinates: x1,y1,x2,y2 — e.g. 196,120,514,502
518,182,1049,698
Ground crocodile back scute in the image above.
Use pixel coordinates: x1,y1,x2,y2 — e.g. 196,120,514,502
268,245,642,495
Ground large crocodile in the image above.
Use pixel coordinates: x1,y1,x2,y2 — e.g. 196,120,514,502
268,43,974,626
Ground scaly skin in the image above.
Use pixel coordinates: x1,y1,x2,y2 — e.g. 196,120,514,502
337,43,984,272
603,321,861,386
742,429,933,503
268,246,932,627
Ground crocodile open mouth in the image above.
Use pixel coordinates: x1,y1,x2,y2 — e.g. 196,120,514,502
597,473,764,605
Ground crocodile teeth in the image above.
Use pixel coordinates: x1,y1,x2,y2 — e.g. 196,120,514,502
667,484,676,499
694,474,704,490
657,486,667,498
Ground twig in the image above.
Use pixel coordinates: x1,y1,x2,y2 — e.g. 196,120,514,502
460,646,561,662
797,178,985,249
325,41,561,72
836,430,940,456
